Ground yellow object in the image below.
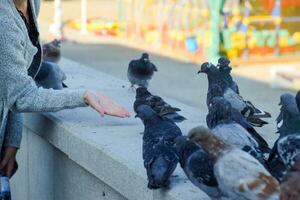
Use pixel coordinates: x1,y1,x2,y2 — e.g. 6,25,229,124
274,17,282,25
227,49,238,59
243,18,250,26
231,32,246,50
279,37,289,47
203,31,211,48
293,32,300,44
248,37,257,49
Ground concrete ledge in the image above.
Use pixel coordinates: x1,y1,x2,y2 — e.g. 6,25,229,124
11,58,211,200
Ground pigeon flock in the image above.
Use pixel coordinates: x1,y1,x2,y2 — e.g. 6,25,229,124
129,54,300,200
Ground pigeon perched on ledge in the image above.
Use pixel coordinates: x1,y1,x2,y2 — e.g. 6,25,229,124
267,93,300,181
174,136,219,197
127,53,157,88
207,89,270,153
134,87,186,123
189,126,280,200
206,97,267,164
198,62,271,127
135,105,182,189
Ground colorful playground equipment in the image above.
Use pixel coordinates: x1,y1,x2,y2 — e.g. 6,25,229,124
65,0,300,61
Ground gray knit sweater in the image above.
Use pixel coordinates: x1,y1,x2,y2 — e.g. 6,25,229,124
0,0,88,150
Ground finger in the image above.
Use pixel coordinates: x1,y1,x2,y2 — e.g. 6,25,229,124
92,101,105,117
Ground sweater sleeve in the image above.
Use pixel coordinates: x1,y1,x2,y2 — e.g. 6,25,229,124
0,20,88,113
3,112,23,149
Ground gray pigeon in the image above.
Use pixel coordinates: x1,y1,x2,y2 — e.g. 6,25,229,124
217,57,240,94
174,136,219,197
189,126,280,200
207,90,270,153
206,97,266,164
35,61,67,90
134,87,186,123
199,62,271,127
127,53,157,88
135,105,181,189
267,93,300,181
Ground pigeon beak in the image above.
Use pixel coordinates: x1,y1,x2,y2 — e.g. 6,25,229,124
197,70,204,74
134,114,138,118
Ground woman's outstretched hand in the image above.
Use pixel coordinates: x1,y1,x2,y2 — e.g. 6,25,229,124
84,91,131,118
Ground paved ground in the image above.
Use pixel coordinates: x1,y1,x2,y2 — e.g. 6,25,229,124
60,41,296,144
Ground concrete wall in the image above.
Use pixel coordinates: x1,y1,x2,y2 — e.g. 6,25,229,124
10,59,211,200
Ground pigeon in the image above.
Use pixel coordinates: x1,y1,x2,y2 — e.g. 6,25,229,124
134,87,186,123
199,62,271,127
280,157,300,200
207,92,270,153
217,57,240,94
135,105,182,189
267,93,300,181
206,97,267,164
35,61,67,90
42,39,61,63
127,53,157,88
189,126,280,200
174,136,219,197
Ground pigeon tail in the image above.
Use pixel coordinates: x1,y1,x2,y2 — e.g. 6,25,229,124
247,117,269,127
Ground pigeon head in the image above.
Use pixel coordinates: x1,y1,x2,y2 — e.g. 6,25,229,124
141,53,149,63
135,105,162,125
276,93,300,136
188,126,230,160
296,90,300,112
217,57,232,73
218,57,230,67
198,62,217,74
136,86,151,98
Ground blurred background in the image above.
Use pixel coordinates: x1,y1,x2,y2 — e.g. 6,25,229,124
40,0,300,62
